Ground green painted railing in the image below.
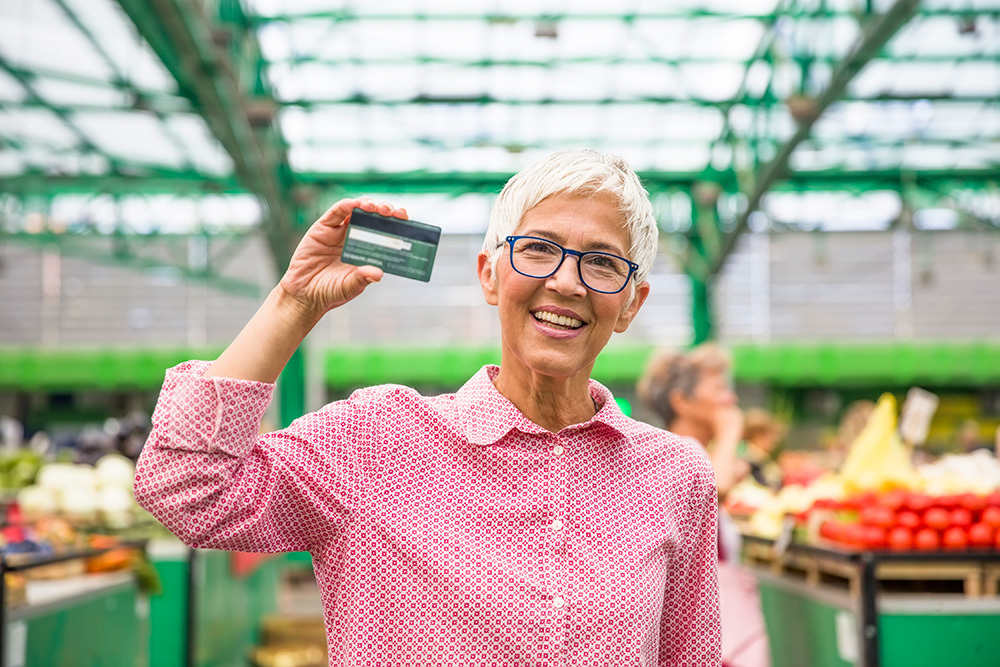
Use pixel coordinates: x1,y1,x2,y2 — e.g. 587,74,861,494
1,341,999,390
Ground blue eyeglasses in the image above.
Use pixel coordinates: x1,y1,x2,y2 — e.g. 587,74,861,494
502,236,638,294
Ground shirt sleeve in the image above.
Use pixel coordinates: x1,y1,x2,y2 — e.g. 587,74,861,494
659,459,722,667
133,360,368,554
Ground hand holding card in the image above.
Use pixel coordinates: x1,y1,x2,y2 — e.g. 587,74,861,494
342,208,442,282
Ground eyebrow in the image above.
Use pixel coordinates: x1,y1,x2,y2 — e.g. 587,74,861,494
519,229,626,256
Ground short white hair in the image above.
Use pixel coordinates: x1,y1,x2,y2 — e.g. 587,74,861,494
481,149,659,288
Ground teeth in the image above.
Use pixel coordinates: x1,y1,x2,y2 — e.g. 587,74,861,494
533,311,584,329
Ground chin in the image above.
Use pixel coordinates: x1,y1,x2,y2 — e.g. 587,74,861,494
519,349,594,380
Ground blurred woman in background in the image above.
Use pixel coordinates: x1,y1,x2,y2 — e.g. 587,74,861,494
639,344,770,667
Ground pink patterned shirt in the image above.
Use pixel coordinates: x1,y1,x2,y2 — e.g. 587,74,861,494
135,362,721,666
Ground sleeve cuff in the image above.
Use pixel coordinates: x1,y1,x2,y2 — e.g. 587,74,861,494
150,360,275,457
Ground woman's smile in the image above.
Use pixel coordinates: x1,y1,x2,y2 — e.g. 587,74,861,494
531,306,587,336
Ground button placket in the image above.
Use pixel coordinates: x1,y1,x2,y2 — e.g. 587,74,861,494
545,436,571,660
552,436,571,659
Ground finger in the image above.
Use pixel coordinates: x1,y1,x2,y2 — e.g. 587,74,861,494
317,198,362,226
391,207,409,220
376,201,393,216
341,265,384,301
357,197,378,213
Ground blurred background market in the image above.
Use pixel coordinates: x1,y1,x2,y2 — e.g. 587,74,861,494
0,0,999,665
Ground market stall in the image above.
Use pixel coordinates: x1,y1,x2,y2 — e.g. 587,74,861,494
729,393,1000,667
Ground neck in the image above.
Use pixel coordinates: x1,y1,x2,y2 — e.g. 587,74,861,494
492,365,597,433
668,417,713,445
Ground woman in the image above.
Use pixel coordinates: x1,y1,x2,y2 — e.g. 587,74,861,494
134,150,721,666
638,345,769,667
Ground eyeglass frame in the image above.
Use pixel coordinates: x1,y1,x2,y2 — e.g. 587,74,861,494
499,235,639,295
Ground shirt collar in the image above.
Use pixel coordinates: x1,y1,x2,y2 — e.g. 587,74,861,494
455,365,631,446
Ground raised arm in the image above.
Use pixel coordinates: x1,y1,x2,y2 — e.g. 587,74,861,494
134,197,407,554
709,405,748,499
205,197,408,383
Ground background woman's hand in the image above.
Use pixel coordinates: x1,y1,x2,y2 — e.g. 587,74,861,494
279,197,408,317
713,404,745,445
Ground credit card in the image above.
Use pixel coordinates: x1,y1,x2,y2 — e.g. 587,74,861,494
341,208,441,282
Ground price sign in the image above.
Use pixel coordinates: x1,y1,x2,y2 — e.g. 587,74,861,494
899,387,939,446
772,516,797,558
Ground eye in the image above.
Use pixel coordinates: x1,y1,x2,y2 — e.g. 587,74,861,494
523,240,559,254
583,253,628,275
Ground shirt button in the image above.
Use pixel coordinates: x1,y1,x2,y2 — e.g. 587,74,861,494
550,518,564,532
552,596,566,609
552,444,565,456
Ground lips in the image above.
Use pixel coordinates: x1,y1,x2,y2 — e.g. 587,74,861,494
529,307,589,341
531,307,586,330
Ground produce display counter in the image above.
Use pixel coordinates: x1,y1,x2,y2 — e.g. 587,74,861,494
743,535,1000,667
0,543,149,667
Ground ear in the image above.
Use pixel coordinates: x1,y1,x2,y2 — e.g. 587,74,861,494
613,279,650,333
668,388,690,419
477,251,499,306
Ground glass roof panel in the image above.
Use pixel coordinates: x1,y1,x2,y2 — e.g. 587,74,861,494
162,115,234,176
0,68,27,103
31,77,128,108
0,108,80,149
72,111,187,168
0,0,996,242
0,0,114,81
58,0,177,93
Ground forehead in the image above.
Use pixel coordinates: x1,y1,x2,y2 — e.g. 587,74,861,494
515,192,630,254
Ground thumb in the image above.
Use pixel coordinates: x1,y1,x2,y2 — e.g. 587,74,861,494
340,265,383,301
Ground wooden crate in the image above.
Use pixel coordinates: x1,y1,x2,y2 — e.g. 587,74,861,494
743,541,991,598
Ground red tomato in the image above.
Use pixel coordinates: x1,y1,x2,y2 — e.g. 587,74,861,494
923,507,951,531
942,527,969,551
959,493,987,513
862,526,888,550
982,506,1000,529
968,523,995,548
860,506,895,528
857,491,879,507
938,495,962,511
950,508,973,528
820,520,838,541
905,493,933,513
878,490,907,512
914,528,941,551
896,511,921,530
987,491,1000,507
843,524,866,549
887,527,913,551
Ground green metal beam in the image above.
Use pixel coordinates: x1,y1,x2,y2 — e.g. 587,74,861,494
0,172,245,196
279,94,999,109
286,137,1000,153
270,54,1000,68
114,0,298,272
296,167,1000,195
707,0,923,277
251,9,1000,23
0,65,192,112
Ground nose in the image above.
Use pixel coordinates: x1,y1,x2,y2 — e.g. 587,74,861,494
544,254,588,297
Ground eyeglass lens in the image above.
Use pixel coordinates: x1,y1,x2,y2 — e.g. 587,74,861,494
511,237,630,292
